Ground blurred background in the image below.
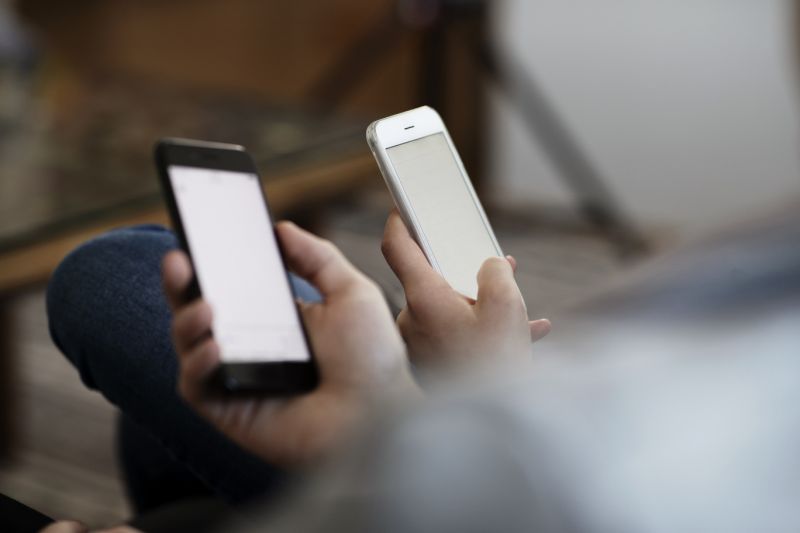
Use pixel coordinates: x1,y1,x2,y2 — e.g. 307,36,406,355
0,0,798,527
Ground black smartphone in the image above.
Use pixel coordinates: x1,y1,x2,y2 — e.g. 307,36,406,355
155,138,318,395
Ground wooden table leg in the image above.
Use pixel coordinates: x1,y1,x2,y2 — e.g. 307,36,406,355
0,296,15,462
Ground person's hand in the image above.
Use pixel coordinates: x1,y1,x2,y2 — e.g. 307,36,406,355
381,211,551,368
162,221,414,466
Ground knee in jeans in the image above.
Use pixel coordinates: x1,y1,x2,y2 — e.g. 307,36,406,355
46,225,177,381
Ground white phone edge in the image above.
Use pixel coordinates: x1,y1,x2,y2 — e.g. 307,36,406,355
366,106,504,299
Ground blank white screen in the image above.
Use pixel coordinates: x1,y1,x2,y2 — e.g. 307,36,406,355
169,165,310,363
387,133,499,298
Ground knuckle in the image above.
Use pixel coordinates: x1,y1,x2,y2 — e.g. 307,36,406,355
320,239,347,267
319,238,338,255
175,305,198,331
354,278,383,300
172,314,189,338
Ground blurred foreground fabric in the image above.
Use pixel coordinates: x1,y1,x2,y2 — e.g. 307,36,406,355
233,206,800,533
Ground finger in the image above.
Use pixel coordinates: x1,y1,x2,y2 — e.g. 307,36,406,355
505,255,517,272
162,250,194,310
178,338,220,404
172,299,214,353
381,210,448,294
276,221,362,297
38,521,88,533
529,318,552,342
476,257,524,314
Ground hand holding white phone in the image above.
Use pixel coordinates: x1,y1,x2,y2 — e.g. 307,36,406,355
367,106,503,299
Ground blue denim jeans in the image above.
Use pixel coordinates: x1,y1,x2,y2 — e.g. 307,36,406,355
46,225,321,509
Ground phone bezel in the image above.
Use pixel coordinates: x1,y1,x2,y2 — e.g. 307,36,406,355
155,138,319,395
366,106,503,299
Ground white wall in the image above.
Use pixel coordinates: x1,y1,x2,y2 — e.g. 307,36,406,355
489,0,800,237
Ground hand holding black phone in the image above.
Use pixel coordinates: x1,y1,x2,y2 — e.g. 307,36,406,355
155,138,318,395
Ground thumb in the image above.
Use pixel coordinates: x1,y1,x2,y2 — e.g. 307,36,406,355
276,221,362,297
476,257,525,315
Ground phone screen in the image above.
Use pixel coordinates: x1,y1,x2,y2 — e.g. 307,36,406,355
386,133,499,297
168,165,311,364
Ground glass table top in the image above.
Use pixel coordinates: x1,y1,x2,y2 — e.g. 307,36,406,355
0,81,367,254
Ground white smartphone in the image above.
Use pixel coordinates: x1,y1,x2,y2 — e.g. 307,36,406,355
367,106,503,299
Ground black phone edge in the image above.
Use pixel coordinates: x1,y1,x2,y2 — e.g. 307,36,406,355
153,137,319,396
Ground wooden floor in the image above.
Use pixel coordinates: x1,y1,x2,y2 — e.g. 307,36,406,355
0,291,129,527
0,197,629,529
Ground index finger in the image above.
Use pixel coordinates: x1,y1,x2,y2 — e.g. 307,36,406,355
475,256,526,315
381,211,448,294
276,221,364,297
162,250,193,311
